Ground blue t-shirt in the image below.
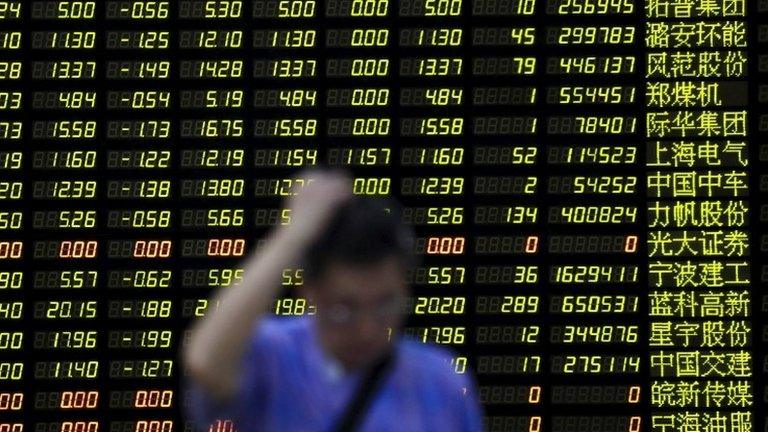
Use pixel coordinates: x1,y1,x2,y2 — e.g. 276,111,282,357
183,315,485,432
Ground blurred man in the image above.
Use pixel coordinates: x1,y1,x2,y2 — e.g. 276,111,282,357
182,168,484,431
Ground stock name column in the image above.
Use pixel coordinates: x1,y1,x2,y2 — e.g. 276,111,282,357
646,0,753,430
759,1,768,430
544,0,643,431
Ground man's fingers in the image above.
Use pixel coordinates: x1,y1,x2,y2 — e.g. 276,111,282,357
283,168,352,210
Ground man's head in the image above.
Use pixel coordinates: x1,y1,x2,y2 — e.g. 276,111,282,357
297,195,417,372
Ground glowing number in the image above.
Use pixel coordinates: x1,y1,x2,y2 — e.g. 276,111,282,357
528,386,540,403
135,421,173,432
351,0,388,16
59,241,97,258
529,416,541,432
133,240,172,258
352,177,390,195
207,238,246,257
0,241,22,259
277,1,315,17
452,356,467,373
60,422,98,432
525,236,538,253
135,390,173,408
0,392,23,410
516,0,535,14
60,391,98,408
210,420,235,432
427,237,464,254
624,235,637,253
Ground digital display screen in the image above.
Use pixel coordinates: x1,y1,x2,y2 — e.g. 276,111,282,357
0,0,762,431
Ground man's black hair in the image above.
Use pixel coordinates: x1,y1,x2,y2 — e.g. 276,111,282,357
301,195,419,283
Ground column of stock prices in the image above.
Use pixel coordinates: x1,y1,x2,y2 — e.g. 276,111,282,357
0,0,763,431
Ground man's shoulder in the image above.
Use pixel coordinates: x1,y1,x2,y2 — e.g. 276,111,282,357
395,337,465,385
250,315,312,346
258,314,309,331
398,337,454,363
395,339,484,430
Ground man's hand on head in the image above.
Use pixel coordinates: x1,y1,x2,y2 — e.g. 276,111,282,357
282,167,353,244
183,167,352,408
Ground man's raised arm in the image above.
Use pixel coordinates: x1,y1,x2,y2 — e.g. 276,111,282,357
181,168,352,403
